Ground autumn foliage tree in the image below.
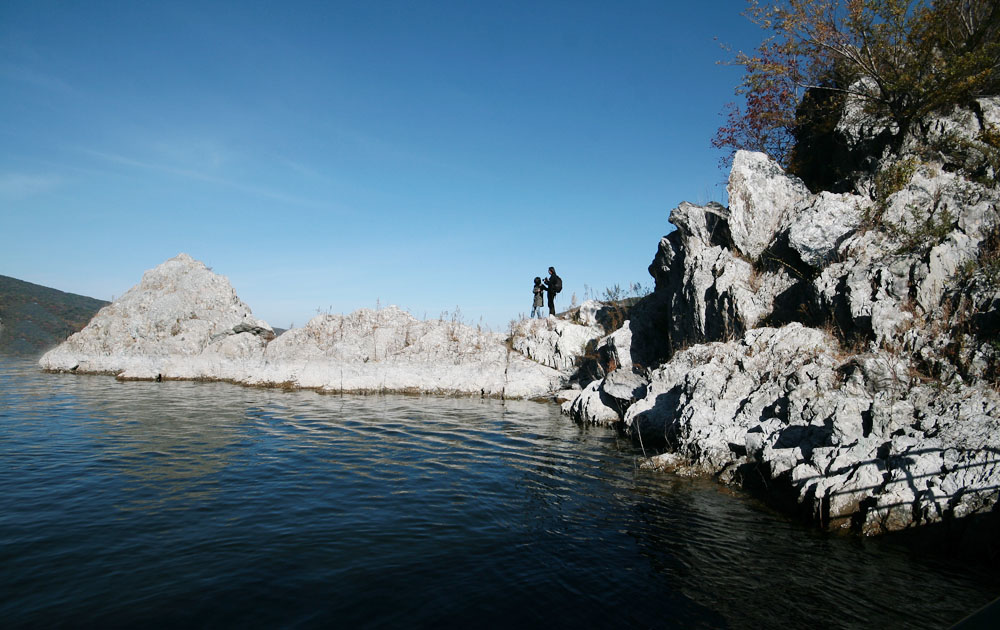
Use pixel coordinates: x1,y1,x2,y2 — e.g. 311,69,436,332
713,0,1000,188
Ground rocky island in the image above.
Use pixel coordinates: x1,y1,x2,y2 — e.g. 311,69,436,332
38,252,610,399
41,96,1000,540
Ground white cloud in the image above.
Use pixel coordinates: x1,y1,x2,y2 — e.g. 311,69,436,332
77,147,337,210
0,173,62,199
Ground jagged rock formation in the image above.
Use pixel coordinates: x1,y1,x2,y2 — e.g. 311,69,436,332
39,254,571,398
508,308,604,372
627,325,1000,535
567,97,1000,536
250,306,565,398
727,151,811,262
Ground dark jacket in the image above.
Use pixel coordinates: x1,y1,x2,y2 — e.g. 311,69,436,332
545,273,561,295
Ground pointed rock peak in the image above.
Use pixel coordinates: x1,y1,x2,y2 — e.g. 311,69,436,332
669,201,731,248
139,255,213,287
159,253,208,271
40,253,273,372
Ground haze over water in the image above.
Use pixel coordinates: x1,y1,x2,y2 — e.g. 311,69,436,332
0,357,995,628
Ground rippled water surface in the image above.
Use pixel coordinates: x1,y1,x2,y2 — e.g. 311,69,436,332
0,357,996,628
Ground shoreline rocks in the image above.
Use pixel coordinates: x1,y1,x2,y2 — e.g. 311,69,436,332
39,254,590,399
565,97,1000,537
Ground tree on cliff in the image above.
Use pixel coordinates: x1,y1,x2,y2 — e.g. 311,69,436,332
713,0,1000,184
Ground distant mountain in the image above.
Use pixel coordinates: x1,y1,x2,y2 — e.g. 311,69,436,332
0,275,109,356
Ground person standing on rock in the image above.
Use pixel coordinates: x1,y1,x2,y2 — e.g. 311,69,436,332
541,266,562,317
531,277,545,319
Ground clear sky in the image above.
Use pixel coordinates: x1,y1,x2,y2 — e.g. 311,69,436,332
1,0,762,330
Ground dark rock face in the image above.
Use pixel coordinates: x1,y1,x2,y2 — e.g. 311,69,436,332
569,97,1000,536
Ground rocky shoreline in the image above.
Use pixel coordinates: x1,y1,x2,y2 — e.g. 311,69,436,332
565,97,1000,538
41,97,1000,539
38,253,608,400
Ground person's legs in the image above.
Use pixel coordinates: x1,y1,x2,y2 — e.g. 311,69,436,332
548,294,555,316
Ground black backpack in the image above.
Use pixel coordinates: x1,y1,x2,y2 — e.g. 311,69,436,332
551,275,562,293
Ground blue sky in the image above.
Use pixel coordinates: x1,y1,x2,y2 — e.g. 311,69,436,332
1,0,761,330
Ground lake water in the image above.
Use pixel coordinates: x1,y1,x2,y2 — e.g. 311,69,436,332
0,356,996,628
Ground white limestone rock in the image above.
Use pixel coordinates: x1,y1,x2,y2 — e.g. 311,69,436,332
979,96,1000,129
727,151,810,261
813,230,916,343
574,300,603,328
566,380,620,426
39,254,568,399
642,198,802,359
601,369,648,405
597,321,634,371
39,253,272,377
663,199,795,339
255,307,564,397
508,315,603,373
570,90,1000,537
787,191,869,267
617,322,1000,533
626,324,834,465
670,201,731,253
901,97,1000,177
811,161,999,349
566,368,649,427
916,232,978,313
668,239,795,343
835,77,898,149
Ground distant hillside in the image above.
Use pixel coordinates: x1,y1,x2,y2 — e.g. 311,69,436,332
0,275,109,356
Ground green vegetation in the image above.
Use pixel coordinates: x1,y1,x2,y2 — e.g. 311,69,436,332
714,0,1000,186
0,275,108,356
891,203,955,255
979,123,1000,180
859,156,921,229
873,157,920,209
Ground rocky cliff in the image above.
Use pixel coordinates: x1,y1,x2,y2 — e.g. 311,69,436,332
566,97,1000,536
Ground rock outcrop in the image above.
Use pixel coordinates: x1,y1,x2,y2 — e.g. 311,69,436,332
508,309,604,373
251,306,564,398
626,325,1000,534
727,151,811,261
647,199,797,354
40,254,273,379
40,254,570,398
566,97,1000,536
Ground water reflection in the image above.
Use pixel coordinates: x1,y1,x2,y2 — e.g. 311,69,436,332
1,357,997,629
75,379,255,511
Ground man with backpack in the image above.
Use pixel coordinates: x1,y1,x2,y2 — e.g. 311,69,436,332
541,266,562,317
